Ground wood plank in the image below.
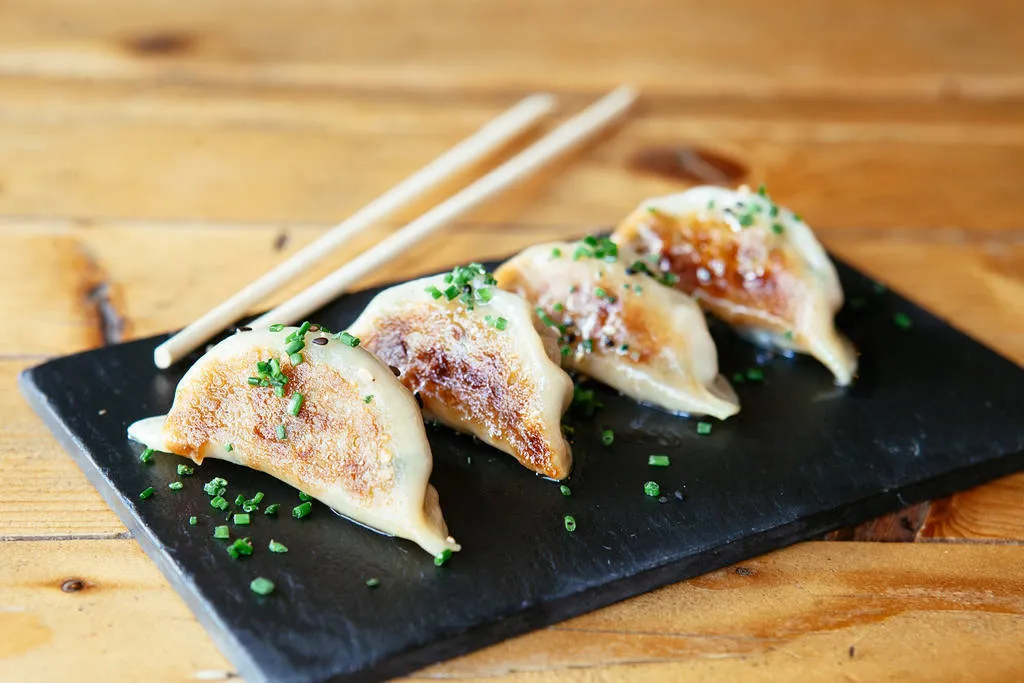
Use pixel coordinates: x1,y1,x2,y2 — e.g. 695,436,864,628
1,78,1023,230
1,540,1021,682
0,360,125,538
1,0,1023,99
919,473,1024,541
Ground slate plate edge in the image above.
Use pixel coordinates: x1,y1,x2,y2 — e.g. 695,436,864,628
18,355,1024,683
17,367,270,683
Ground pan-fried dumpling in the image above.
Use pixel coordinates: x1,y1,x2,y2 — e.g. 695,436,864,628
495,238,739,419
612,185,858,385
128,325,458,557
348,264,574,480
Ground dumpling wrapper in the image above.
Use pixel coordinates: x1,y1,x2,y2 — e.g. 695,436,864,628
612,186,858,385
127,327,458,557
495,241,739,420
348,275,574,480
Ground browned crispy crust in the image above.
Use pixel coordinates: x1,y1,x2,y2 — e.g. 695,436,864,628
615,212,799,327
162,349,394,502
360,306,566,479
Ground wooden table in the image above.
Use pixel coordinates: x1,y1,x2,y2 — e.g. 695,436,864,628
2,1,1023,681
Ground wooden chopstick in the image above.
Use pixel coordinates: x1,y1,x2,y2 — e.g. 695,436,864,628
153,93,557,368
249,85,638,330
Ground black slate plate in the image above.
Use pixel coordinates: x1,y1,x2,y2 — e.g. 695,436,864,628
19,258,1024,683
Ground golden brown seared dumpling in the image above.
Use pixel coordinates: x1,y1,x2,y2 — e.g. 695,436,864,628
495,239,739,419
348,264,574,480
613,186,858,386
128,325,458,557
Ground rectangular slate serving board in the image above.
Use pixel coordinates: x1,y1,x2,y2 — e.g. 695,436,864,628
19,258,1024,683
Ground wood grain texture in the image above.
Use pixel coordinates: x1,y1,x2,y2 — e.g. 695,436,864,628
2,0,1024,679
1,540,1022,683
2,0,1024,99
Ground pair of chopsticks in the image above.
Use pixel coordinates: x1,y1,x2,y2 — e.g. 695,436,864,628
154,85,639,369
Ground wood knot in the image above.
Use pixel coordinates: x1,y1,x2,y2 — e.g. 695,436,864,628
630,146,747,185
60,578,87,593
124,31,195,57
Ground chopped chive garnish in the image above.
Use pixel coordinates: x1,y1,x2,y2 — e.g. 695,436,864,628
697,422,713,435
168,481,184,491
594,287,607,299
582,339,594,353
337,331,360,347
364,395,374,403
873,282,887,294
139,447,155,464
268,540,288,553
288,392,304,416
561,424,575,437
291,321,311,339
268,358,281,376
234,513,251,526
188,516,198,526
227,537,254,559
293,501,313,519
213,525,230,539
707,199,715,210
784,330,794,340
484,315,508,330
559,484,572,497
284,339,305,355
551,248,562,259
758,184,768,197
425,285,443,299
648,454,670,467
772,223,785,235
850,297,868,309
732,372,745,384
298,492,312,502
268,324,285,332
139,486,155,500
250,577,275,596
560,345,571,357
264,503,281,516
241,502,257,513
894,312,913,330
746,368,765,382
247,377,261,386
223,443,233,453
203,477,228,496
644,481,661,497
275,424,287,440
366,578,380,588
443,284,459,300
564,515,577,532
289,352,304,366
601,429,614,446
552,302,565,312
234,494,246,506
274,385,286,397
572,385,603,417
211,496,228,510
434,549,453,567
477,288,494,303
793,214,802,222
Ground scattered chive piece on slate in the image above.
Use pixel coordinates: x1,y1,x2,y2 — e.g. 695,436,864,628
644,481,661,497
268,540,288,553
564,515,577,532
213,525,230,539
177,463,194,476
697,422,713,436
268,324,285,332
648,454,670,467
139,486,155,500
601,429,614,446
168,481,184,491
276,424,287,440
732,372,745,384
227,538,254,559
234,494,245,506
250,577,275,596
203,477,228,496
366,578,380,588
293,501,313,519
434,549,453,567
894,312,913,330
139,448,155,464
210,496,228,511
264,503,281,516
850,297,868,309
873,282,887,294
746,368,765,382
559,485,572,497
288,393,304,416
298,492,312,502
234,513,251,526
188,516,198,526
337,331,360,347
251,492,264,504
